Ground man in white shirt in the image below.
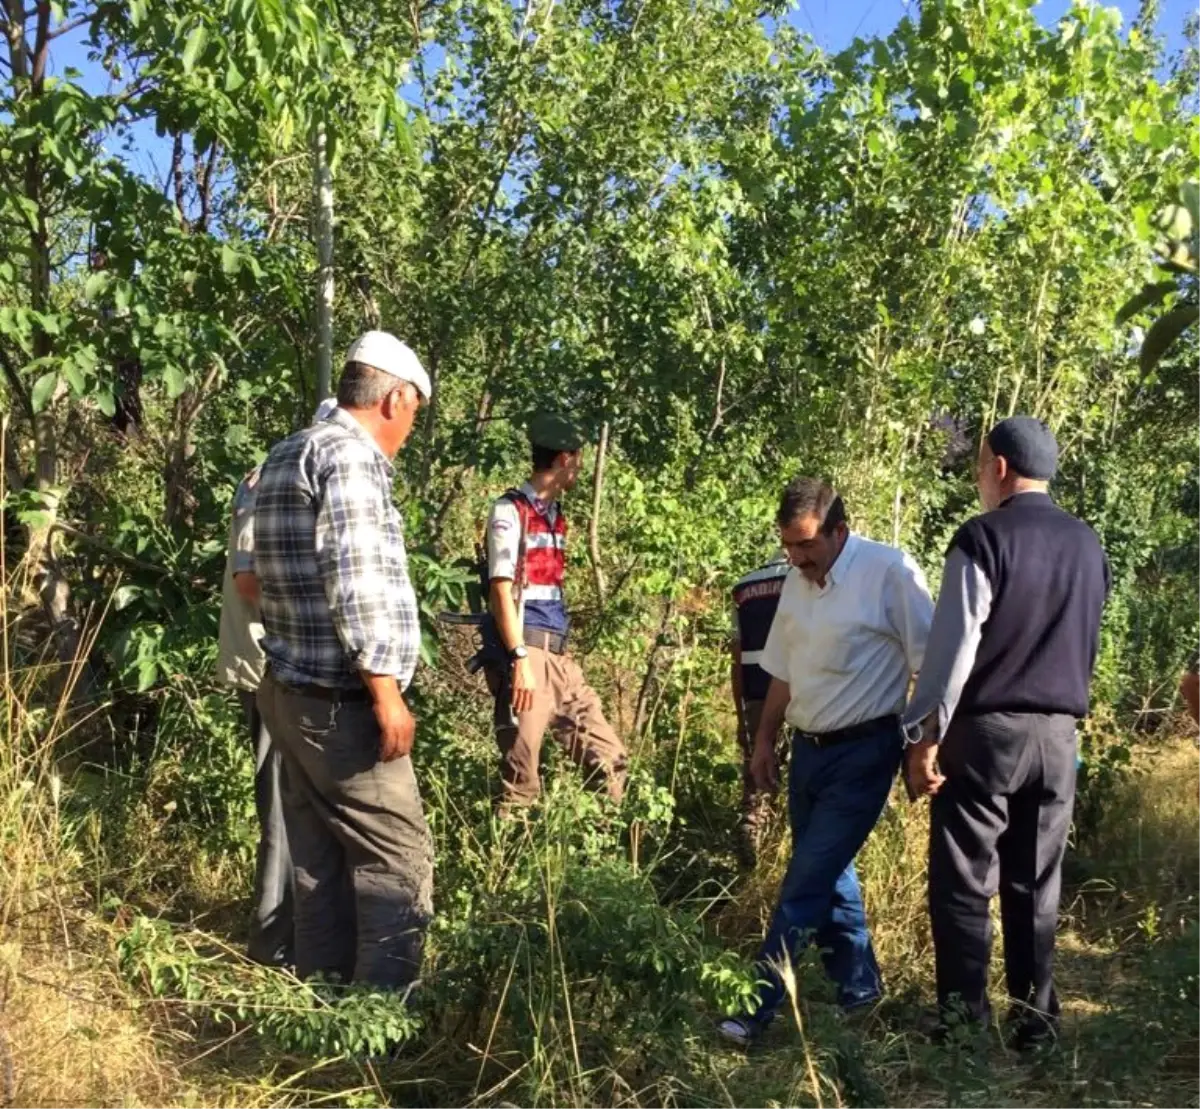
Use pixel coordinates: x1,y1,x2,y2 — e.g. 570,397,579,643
719,476,933,1045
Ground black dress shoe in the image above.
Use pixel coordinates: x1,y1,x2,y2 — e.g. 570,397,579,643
1007,1015,1059,1053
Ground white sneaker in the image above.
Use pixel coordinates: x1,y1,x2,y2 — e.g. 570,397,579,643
717,1017,754,1046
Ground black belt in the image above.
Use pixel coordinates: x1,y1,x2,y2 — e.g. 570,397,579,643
525,628,568,655
794,713,899,749
269,670,372,703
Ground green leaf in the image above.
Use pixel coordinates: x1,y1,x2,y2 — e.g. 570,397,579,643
1140,303,1199,374
866,132,883,157
225,62,246,92
1116,280,1177,325
182,23,208,74
31,371,58,412
62,359,86,395
163,365,189,398
136,658,158,693
221,244,242,275
84,271,110,301
95,388,116,418
1180,180,1199,228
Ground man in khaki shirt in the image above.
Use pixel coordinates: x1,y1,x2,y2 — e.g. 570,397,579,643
215,399,336,965
216,462,294,966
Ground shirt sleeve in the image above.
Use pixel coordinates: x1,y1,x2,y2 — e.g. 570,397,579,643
314,451,415,678
885,551,935,674
901,547,993,744
759,580,791,684
487,498,522,581
230,470,259,575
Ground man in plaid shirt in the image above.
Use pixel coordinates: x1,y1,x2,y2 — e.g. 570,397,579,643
254,331,433,991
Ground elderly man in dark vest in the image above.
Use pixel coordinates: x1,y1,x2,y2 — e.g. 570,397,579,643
904,416,1110,1049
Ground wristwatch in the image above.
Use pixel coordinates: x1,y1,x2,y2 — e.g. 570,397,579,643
508,644,528,662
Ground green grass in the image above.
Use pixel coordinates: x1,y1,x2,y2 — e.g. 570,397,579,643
4,577,1197,1107
7,722,1197,1108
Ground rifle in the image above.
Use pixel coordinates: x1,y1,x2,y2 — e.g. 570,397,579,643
437,540,507,675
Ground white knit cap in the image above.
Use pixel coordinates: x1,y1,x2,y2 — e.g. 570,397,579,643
343,330,431,400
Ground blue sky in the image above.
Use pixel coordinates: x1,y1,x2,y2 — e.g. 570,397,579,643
787,0,1192,51
49,0,1195,187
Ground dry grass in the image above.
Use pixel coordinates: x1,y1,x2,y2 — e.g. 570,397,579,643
3,939,186,1108
6,736,1197,1109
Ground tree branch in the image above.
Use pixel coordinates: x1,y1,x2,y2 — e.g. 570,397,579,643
29,0,49,88
46,13,88,40
171,132,187,227
51,521,179,579
0,343,34,424
196,140,219,232
0,5,29,35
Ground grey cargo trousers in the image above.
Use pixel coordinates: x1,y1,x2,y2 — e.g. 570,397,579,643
257,671,434,989
235,689,294,966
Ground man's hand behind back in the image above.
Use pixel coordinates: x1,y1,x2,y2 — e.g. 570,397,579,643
905,735,945,799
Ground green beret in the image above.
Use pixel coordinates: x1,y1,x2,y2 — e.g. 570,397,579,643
528,411,585,452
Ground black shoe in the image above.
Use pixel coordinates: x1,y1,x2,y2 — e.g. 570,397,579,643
1006,1014,1059,1053
920,1007,987,1047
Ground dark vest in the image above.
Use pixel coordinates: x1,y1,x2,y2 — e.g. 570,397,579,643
952,492,1110,718
732,559,790,702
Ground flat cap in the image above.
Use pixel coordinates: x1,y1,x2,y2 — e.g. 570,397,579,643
987,416,1058,481
528,411,585,452
344,331,432,400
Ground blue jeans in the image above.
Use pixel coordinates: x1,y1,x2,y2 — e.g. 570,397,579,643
746,719,901,1024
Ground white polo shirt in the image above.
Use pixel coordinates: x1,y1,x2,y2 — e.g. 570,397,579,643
760,533,934,734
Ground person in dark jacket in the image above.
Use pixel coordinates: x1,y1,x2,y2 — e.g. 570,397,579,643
903,416,1110,1050
730,553,790,866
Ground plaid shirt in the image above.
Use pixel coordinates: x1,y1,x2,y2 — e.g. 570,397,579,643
252,407,420,689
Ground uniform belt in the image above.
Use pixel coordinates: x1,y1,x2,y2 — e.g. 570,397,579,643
794,713,898,749
268,670,373,703
525,628,568,655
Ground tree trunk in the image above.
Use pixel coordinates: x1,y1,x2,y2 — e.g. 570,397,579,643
11,1,80,667
587,420,609,606
163,398,198,531
313,119,334,401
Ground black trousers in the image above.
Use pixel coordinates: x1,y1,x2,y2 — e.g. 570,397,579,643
929,711,1077,1028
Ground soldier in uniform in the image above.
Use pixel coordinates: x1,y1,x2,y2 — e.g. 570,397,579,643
730,553,790,866
485,412,628,810
1180,651,1199,725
